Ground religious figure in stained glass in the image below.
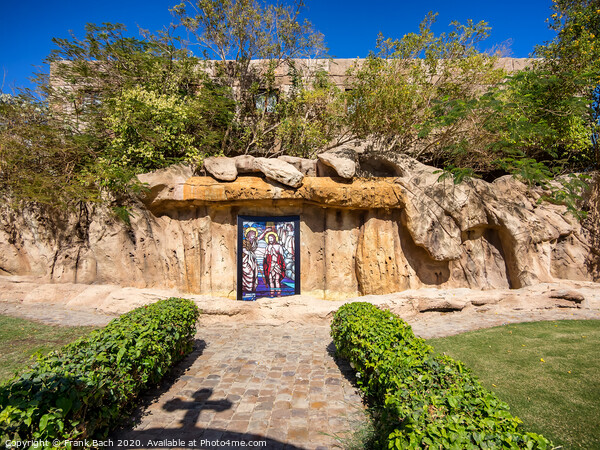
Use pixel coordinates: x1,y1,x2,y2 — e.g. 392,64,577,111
278,223,295,280
242,227,259,292
262,230,285,296
237,216,300,301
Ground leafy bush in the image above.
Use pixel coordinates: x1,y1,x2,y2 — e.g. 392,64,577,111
172,0,326,156
0,94,100,206
102,83,233,174
0,298,199,443
345,12,506,171
330,302,552,449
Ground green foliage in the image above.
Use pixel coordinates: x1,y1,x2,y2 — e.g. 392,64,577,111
275,66,347,157
110,205,134,227
535,0,600,170
537,0,600,83
434,165,480,185
429,320,600,450
342,6,596,215
46,23,199,100
0,22,237,204
172,0,327,155
47,23,235,175
172,0,324,62
426,67,593,217
346,12,505,170
330,303,552,449
0,298,199,443
482,68,595,172
0,316,96,384
0,94,99,206
544,173,591,220
102,83,233,173
423,0,599,194
2,2,597,215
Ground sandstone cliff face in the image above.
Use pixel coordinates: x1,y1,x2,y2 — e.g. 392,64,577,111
582,173,600,280
0,158,594,299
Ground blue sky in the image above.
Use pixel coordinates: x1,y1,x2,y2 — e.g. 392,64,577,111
0,0,556,93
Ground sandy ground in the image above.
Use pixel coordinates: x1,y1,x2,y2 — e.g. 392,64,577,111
1,275,599,338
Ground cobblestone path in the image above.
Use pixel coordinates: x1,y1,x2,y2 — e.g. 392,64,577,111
110,323,364,450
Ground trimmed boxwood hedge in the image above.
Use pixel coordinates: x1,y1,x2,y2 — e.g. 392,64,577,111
0,298,199,444
331,302,552,449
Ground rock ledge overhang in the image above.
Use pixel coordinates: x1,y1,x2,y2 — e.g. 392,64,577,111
178,176,405,209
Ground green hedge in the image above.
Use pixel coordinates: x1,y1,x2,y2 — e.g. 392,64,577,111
330,302,552,449
0,298,199,444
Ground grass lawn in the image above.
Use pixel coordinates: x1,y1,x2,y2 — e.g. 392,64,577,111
428,320,600,450
0,314,97,383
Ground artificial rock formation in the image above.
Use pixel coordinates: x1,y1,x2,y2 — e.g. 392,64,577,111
317,152,356,179
253,157,304,188
205,150,356,184
204,154,308,188
0,157,595,299
278,156,318,176
233,155,257,173
203,156,238,181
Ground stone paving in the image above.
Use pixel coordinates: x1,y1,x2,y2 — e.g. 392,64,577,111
110,323,364,450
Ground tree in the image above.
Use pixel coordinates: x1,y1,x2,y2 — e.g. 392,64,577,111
477,0,599,180
44,23,235,184
102,83,234,174
0,94,98,205
340,7,594,218
1,21,237,205
464,0,598,216
534,0,600,169
345,12,506,171
171,0,327,155
2,1,330,204
275,65,347,157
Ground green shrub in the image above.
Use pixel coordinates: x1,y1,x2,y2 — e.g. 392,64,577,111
330,302,552,449
0,298,199,444
102,82,234,175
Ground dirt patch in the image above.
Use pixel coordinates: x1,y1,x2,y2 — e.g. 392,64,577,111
1,275,599,339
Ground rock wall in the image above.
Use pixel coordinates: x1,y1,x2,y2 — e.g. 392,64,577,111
582,172,600,279
0,158,595,299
